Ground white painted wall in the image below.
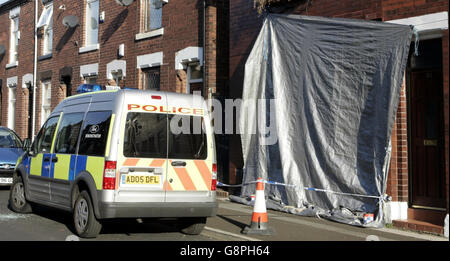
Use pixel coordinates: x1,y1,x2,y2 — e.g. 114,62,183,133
384,201,408,224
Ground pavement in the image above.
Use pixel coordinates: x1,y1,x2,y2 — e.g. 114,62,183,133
205,198,448,241
0,186,448,242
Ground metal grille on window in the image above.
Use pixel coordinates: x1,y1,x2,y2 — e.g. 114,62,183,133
144,68,160,91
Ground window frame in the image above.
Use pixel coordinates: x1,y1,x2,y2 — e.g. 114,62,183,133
142,0,163,33
186,64,203,94
41,80,52,126
32,115,60,155
7,86,17,130
37,2,53,56
85,0,99,47
9,16,19,64
141,67,160,91
42,3,53,55
53,112,85,155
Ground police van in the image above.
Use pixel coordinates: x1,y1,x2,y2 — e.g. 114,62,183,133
10,88,217,238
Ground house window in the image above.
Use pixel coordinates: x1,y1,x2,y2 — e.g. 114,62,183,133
111,71,123,86
86,0,99,46
187,63,203,94
43,15,53,55
10,16,19,64
142,67,160,91
41,81,52,126
142,0,162,32
84,76,98,84
37,2,53,55
8,87,17,130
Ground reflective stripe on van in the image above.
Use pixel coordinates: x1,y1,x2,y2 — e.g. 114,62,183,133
118,158,212,191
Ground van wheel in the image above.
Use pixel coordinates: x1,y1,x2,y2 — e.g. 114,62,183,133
178,217,207,235
9,176,32,213
73,190,102,238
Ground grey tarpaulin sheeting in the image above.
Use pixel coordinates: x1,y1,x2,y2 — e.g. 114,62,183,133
236,14,414,227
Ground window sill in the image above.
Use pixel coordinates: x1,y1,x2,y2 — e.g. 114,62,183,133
79,44,100,54
38,53,52,61
135,28,164,41
189,79,204,84
6,62,18,69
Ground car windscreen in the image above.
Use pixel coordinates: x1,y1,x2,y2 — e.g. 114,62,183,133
0,129,22,148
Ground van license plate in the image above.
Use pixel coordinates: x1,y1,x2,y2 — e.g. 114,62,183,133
121,175,160,185
0,178,13,184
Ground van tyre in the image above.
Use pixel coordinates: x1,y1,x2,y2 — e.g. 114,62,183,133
9,176,32,214
178,217,207,235
73,190,102,238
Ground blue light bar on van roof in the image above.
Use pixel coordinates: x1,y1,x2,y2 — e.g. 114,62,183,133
76,84,103,94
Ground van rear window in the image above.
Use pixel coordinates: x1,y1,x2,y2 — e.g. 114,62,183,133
168,115,207,160
123,113,208,160
124,112,167,158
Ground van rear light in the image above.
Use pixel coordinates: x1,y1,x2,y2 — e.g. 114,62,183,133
103,161,117,190
211,163,217,191
211,179,217,191
151,95,162,100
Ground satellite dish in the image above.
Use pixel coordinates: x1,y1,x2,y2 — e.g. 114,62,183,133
62,15,79,28
115,0,134,6
0,45,6,56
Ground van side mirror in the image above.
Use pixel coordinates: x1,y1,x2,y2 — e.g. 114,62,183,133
22,138,31,151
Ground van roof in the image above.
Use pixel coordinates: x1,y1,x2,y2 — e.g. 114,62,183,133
64,89,204,101
51,89,207,117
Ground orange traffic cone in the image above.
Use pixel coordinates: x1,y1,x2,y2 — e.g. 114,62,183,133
242,178,275,235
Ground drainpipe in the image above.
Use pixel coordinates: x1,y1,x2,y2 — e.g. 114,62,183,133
32,0,38,137
203,0,207,99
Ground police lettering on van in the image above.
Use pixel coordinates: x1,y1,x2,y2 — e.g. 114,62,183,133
10,88,217,238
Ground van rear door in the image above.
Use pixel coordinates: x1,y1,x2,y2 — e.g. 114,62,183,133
165,95,214,203
116,92,168,203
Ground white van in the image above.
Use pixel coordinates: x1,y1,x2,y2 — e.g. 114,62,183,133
11,89,217,238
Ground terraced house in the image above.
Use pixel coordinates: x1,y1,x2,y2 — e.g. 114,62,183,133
0,0,228,139
1,0,449,236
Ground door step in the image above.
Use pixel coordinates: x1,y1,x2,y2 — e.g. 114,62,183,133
393,219,444,236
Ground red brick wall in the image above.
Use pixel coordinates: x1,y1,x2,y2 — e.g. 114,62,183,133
0,1,35,139
382,0,448,20
1,0,213,139
386,77,409,202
